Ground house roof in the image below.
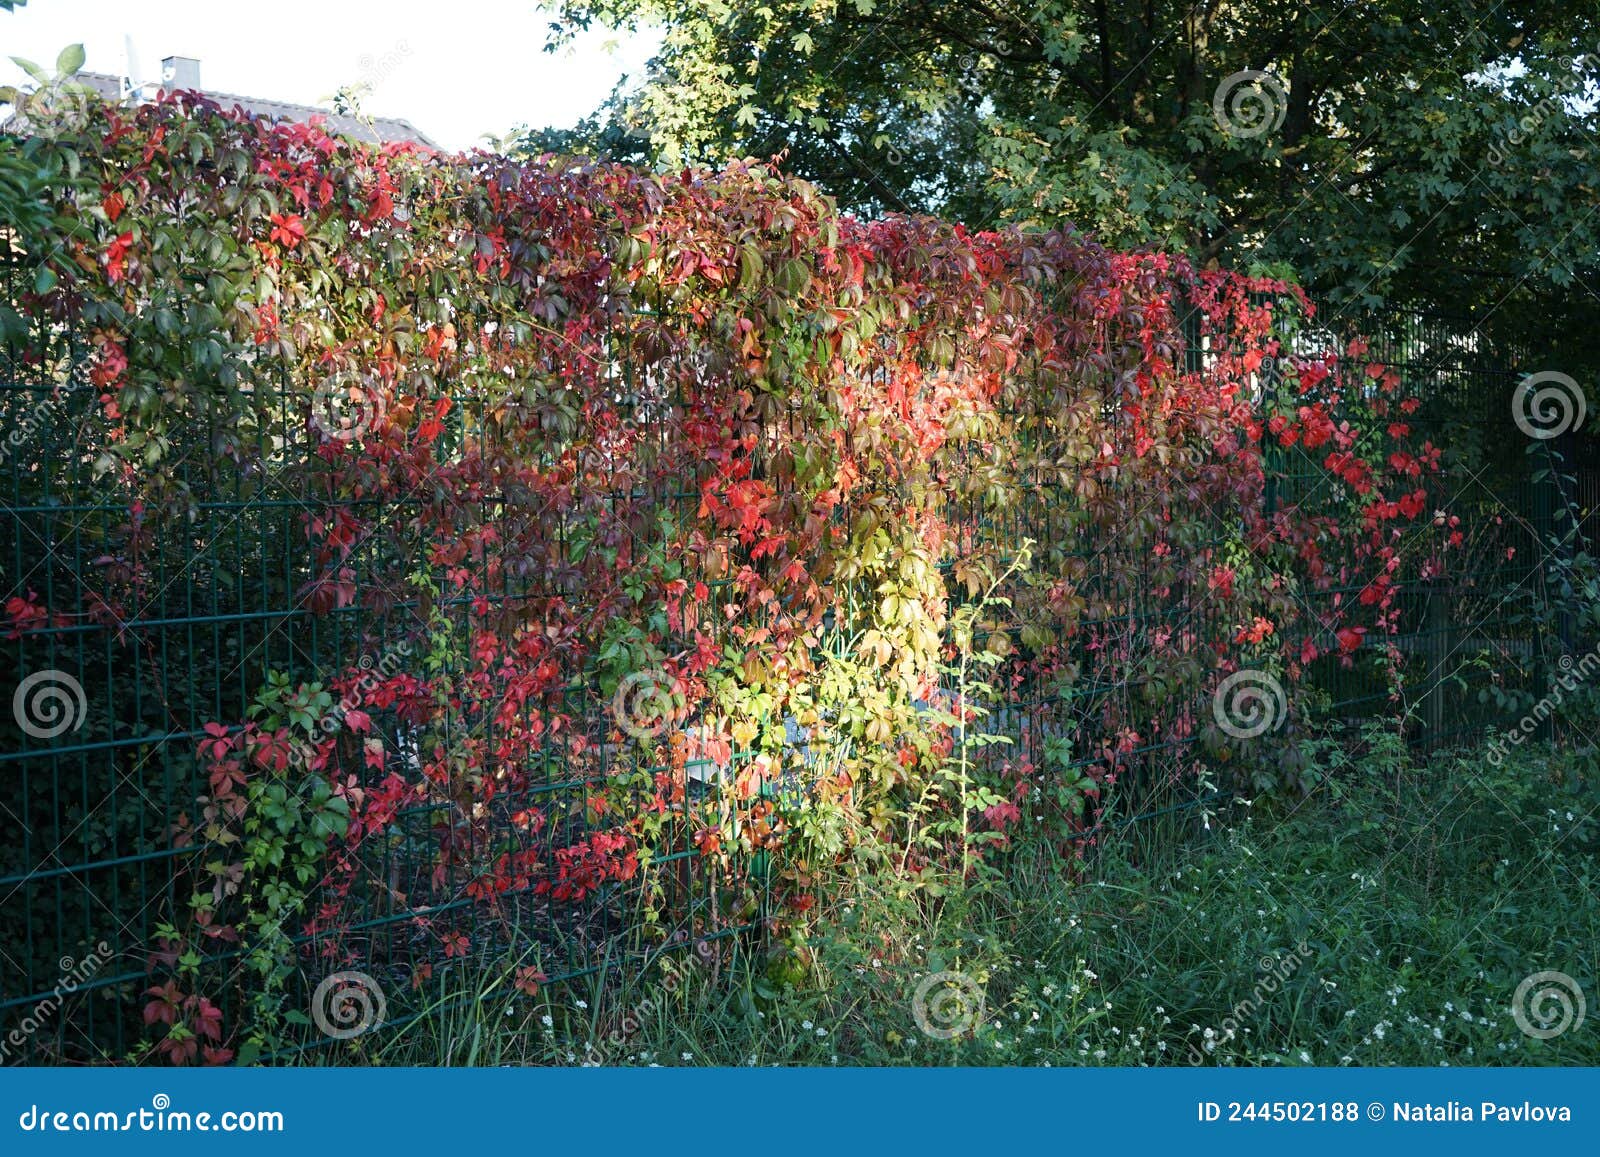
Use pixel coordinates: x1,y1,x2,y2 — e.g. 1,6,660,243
6,71,435,147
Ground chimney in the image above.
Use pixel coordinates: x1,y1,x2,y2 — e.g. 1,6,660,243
160,56,201,92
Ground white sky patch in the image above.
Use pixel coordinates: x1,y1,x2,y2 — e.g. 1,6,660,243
1,0,659,151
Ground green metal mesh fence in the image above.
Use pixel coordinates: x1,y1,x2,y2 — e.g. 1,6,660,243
0,233,1566,1061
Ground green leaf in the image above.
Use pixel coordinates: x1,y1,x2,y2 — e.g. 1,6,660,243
10,56,47,84
55,43,86,76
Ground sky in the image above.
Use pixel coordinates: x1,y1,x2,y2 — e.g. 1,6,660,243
0,0,660,150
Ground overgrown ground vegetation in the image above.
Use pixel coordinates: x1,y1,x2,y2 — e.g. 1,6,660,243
345,732,1599,1067
1,85,1475,1065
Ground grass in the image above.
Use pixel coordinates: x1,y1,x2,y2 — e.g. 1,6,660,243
342,733,1600,1067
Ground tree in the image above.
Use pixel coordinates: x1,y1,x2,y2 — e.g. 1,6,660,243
532,0,1600,367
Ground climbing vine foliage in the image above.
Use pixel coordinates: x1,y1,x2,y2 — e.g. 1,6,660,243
4,91,1453,1061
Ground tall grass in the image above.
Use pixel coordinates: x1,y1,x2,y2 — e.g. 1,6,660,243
331,736,1598,1067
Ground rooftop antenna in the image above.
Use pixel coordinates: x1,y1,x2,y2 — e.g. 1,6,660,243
121,34,150,101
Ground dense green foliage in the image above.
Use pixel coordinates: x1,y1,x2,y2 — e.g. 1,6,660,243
353,736,1600,1066
1,81,1457,1062
3,10,1594,1069
533,1,1600,369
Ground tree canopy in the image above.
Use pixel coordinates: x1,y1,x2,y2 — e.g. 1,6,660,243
530,0,1600,362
